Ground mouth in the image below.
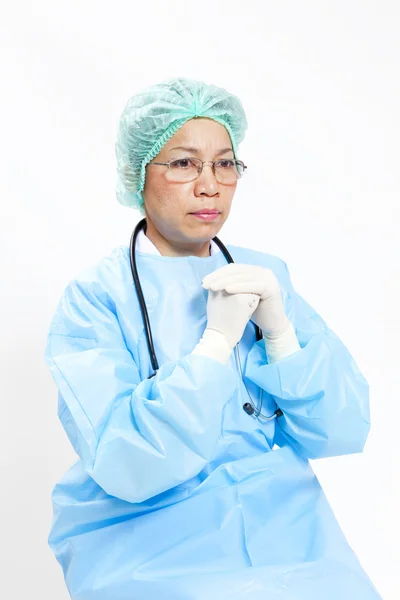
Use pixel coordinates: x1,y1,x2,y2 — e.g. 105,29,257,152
190,209,221,222
190,209,220,215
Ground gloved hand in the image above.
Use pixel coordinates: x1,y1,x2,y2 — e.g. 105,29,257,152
202,264,289,335
192,290,260,365
202,264,301,363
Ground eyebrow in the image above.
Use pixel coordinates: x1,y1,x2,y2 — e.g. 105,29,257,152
168,146,234,155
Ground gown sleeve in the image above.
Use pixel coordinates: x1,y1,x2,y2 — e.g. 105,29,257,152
244,259,371,460
44,278,236,504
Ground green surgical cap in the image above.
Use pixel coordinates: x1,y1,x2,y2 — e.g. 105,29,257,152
115,77,248,213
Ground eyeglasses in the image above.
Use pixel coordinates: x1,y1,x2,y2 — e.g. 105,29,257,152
147,157,247,184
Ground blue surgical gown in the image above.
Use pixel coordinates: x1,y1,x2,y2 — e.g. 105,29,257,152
44,243,382,599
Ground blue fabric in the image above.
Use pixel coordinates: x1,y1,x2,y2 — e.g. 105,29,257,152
44,243,381,599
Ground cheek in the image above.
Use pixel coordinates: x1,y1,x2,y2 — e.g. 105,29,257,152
147,179,191,214
221,183,237,206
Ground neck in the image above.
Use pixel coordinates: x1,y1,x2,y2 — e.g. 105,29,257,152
144,218,211,257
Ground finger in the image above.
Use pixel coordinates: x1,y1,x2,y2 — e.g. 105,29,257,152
203,272,261,290
250,296,260,308
204,273,266,290
225,282,265,296
203,273,265,287
204,279,260,292
207,269,278,295
202,264,258,286
207,281,266,296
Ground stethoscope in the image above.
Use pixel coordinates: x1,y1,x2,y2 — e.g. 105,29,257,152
129,218,282,421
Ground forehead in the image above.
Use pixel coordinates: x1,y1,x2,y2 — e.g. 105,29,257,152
164,118,232,151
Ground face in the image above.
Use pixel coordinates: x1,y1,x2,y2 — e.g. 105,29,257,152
142,118,238,252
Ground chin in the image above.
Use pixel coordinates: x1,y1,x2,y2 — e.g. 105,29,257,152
190,220,221,231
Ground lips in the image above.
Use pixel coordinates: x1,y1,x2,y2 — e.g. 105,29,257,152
191,210,220,215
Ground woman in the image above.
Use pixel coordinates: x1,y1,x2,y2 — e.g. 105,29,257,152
44,77,381,599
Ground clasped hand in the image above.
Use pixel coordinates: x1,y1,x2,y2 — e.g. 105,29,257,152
202,264,290,336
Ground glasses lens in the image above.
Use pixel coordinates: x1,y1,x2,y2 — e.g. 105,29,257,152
166,158,200,182
215,160,243,183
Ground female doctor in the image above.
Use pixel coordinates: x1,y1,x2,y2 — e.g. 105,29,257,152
44,77,381,599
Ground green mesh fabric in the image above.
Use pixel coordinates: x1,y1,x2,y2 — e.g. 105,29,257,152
115,77,248,213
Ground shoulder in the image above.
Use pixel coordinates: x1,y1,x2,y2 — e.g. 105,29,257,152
71,245,130,289
58,245,131,302
48,245,131,331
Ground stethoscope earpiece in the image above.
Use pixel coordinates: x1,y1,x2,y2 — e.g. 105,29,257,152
243,402,255,416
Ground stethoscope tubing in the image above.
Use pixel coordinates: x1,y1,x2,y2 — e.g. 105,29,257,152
129,218,282,421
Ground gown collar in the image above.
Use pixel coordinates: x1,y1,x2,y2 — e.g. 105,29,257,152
135,228,221,256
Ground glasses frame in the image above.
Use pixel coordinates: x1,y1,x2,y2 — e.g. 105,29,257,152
147,157,247,183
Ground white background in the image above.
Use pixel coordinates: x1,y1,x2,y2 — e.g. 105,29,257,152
1,1,399,598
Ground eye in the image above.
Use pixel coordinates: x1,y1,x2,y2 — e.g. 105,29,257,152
170,158,194,169
217,159,235,169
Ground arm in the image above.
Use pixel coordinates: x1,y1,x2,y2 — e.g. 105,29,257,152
45,280,236,504
244,260,371,459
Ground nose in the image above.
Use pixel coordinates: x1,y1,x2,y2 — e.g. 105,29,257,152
194,163,219,197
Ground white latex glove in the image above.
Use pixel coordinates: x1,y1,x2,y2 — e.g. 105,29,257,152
192,290,260,365
202,264,301,363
